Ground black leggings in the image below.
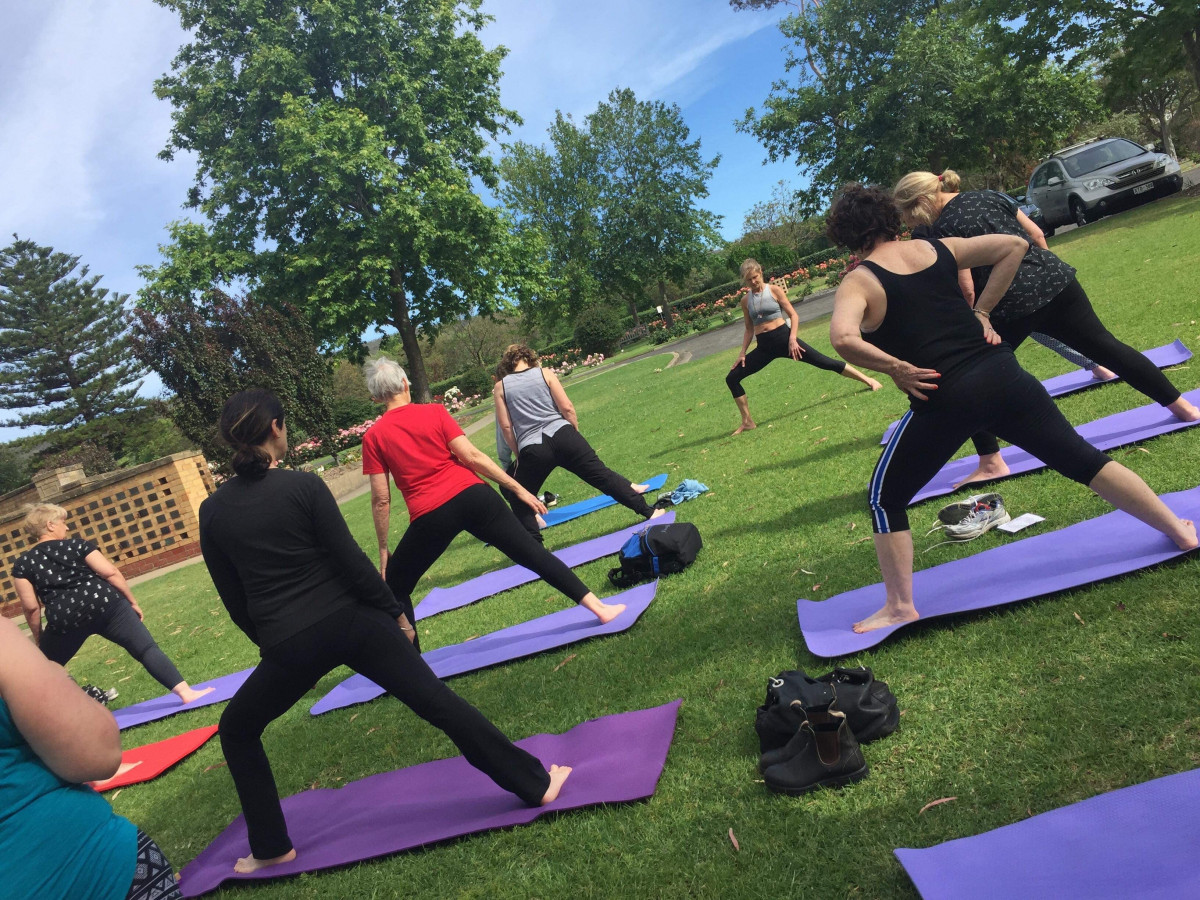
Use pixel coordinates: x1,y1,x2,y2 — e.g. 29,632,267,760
126,829,181,900
39,601,184,691
386,483,591,627
509,424,652,542
972,279,1182,456
725,325,847,398
870,354,1110,533
219,605,550,860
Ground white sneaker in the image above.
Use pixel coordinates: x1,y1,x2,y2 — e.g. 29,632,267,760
932,493,1010,541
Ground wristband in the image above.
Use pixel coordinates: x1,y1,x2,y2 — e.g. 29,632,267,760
975,309,991,318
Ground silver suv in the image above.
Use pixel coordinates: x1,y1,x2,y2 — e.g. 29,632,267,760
1026,138,1182,231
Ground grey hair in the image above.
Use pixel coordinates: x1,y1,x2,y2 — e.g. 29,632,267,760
364,356,409,400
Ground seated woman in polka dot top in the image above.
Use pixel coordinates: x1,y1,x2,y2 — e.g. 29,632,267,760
11,503,212,706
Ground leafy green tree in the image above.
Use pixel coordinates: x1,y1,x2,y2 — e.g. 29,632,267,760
0,238,146,430
588,89,721,326
149,0,542,402
129,290,335,469
972,0,1200,98
1103,44,1197,160
502,89,720,327
736,4,1099,209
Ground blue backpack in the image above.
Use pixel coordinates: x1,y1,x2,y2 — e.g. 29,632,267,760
607,522,702,588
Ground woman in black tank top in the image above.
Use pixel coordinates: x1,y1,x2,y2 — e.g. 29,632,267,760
825,185,1196,636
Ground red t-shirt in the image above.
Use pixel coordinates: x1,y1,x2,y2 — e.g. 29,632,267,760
362,404,482,521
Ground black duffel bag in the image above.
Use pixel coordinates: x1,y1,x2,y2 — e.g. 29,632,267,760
607,522,702,588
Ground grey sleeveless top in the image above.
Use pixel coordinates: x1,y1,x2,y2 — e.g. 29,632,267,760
746,286,784,326
501,367,569,451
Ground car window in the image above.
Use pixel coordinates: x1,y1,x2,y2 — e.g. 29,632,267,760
1061,140,1145,177
1030,166,1048,188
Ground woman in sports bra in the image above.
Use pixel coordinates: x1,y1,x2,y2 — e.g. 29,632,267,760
494,343,666,542
727,258,880,435
825,184,1196,634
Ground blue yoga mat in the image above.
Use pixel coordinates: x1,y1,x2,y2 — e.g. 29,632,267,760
797,484,1200,657
415,512,674,620
896,767,1200,899
879,340,1192,444
312,580,658,715
540,473,668,527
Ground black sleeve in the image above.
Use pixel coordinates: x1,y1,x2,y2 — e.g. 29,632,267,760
991,190,1020,216
304,474,404,619
199,513,259,645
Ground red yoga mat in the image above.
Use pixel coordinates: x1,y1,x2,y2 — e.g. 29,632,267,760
90,724,220,792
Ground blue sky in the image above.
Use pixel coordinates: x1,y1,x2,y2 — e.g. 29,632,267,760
0,0,805,441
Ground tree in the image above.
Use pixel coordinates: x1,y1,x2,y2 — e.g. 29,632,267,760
0,237,146,430
150,0,541,403
501,88,721,327
129,290,335,469
737,4,1099,210
1103,43,1197,160
970,0,1200,99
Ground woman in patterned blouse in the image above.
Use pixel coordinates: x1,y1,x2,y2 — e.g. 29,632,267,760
893,169,1198,487
11,504,212,705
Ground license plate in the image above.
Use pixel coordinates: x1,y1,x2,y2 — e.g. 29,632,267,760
1133,183,1153,195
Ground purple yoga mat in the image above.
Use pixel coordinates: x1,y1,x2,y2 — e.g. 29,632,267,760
896,767,1200,899
113,668,253,731
312,580,658,715
179,700,682,897
910,386,1200,505
879,340,1192,444
797,485,1200,657
415,512,674,620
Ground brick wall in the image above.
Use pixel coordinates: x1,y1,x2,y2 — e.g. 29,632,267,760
1,452,215,619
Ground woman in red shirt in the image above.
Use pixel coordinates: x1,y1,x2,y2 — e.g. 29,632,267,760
363,358,625,643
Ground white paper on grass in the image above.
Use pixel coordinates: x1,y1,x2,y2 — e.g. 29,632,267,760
997,513,1046,534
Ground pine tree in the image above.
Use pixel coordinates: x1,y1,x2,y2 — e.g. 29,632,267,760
0,237,145,429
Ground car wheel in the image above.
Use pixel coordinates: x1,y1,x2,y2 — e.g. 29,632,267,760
1043,224,1055,238
1071,199,1089,228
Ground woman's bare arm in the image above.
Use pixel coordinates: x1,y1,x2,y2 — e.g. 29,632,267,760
370,473,392,576
14,578,41,642
1015,209,1048,250
0,616,122,782
492,382,520,454
448,435,547,514
942,234,1028,317
542,370,578,428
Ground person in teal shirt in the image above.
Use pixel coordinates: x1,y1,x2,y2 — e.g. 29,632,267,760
0,615,182,899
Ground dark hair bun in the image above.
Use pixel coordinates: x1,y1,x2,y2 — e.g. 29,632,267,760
219,389,285,478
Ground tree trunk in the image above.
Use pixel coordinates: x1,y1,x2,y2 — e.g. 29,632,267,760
1182,29,1200,99
658,280,674,328
626,297,641,326
389,271,431,403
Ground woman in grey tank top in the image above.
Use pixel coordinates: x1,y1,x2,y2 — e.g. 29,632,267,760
727,258,880,434
494,344,667,542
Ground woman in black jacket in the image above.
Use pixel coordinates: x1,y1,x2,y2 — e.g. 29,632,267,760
199,389,570,876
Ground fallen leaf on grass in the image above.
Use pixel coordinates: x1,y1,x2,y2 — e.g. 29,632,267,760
814,437,828,444
106,659,117,665
811,584,823,592
810,425,823,432
366,727,378,735
112,790,122,800
119,676,132,683
919,796,957,814
349,713,359,723
1115,602,1126,612
728,828,740,852
552,653,577,672
203,762,227,772
848,522,857,531
1162,632,1184,641
848,536,872,545
800,568,815,575
1073,612,1086,626
169,626,183,636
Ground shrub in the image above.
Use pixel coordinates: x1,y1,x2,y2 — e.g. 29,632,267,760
572,305,625,356
332,396,379,430
457,366,494,399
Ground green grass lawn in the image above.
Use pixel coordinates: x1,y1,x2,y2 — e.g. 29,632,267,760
65,193,1200,898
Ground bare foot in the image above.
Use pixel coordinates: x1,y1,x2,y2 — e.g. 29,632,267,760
1090,366,1116,381
1166,397,1200,422
952,453,1010,490
593,602,626,624
1172,518,1199,551
649,507,668,520
234,848,297,874
632,482,649,494
731,421,756,435
852,604,919,634
176,685,216,704
541,764,573,805
864,377,882,391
